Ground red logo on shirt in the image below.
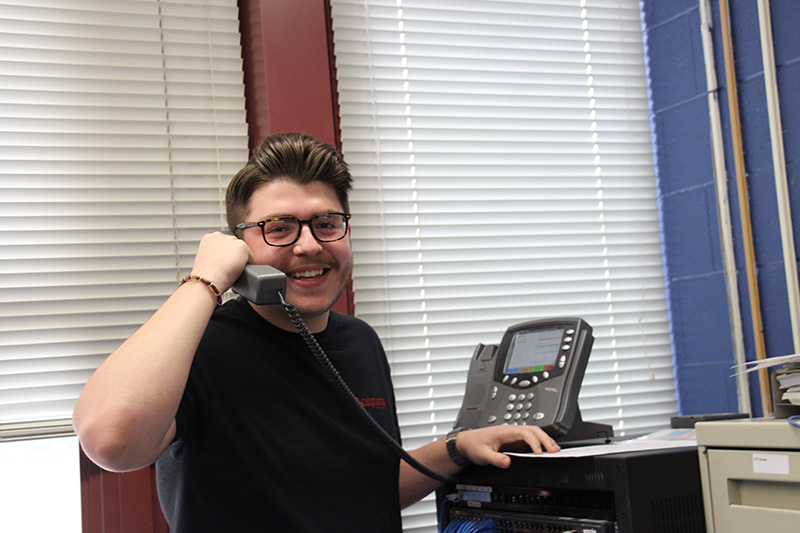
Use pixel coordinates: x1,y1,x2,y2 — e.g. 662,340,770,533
360,397,387,409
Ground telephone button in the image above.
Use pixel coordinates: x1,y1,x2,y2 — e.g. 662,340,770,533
506,404,515,411
559,355,566,368
518,380,531,388
508,394,517,402
542,371,549,379
503,413,513,421
566,329,575,335
515,403,524,411
513,413,522,420
533,412,545,420
487,415,497,424
526,393,534,400
525,402,532,410
510,377,518,385
522,412,530,420
564,336,572,343
491,386,498,399
561,344,570,351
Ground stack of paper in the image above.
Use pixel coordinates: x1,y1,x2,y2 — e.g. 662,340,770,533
508,429,698,458
733,353,800,406
776,362,800,405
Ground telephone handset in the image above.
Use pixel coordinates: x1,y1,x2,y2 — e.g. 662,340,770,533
454,318,612,442
230,264,453,483
230,264,287,304
219,229,286,305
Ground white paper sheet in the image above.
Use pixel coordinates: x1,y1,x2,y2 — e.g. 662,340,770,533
507,429,698,459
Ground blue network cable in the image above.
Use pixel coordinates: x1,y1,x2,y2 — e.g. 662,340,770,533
442,519,498,533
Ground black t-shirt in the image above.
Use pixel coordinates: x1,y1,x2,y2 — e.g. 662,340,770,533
156,298,403,532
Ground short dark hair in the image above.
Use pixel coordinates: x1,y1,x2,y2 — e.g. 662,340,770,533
226,132,353,231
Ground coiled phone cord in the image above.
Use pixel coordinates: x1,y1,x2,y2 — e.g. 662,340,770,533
279,292,454,484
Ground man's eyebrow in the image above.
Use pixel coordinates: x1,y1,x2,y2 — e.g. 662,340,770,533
248,212,291,221
252,210,342,221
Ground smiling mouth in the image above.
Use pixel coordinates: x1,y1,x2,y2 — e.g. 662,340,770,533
290,268,325,280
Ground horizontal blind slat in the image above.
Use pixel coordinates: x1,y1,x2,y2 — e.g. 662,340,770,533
0,0,248,428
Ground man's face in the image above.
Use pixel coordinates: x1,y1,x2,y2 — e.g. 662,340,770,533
239,180,352,327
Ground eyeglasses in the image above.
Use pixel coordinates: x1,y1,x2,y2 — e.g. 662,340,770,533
235,212,351,247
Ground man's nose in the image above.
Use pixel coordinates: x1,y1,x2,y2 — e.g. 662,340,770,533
292,224,323,255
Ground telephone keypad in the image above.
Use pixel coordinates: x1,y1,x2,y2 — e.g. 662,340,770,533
494,394,539,425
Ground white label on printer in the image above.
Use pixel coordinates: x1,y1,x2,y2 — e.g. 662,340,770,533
752,453,790,475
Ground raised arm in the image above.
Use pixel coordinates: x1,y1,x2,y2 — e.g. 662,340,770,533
398,425,560,508
72,232,253,472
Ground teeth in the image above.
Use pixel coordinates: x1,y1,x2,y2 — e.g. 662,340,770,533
291,269,324,279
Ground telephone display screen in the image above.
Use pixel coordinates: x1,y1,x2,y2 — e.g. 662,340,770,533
503,327,564,374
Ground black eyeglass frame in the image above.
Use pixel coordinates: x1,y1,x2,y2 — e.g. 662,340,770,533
235,212,351,247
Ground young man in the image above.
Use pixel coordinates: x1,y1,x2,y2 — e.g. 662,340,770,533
73,133,560,531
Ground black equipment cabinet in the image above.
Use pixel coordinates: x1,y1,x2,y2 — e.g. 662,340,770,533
436,446,706,533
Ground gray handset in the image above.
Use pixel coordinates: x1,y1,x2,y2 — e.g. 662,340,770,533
454,317,612,442
220,228,287,304
231,264,287,304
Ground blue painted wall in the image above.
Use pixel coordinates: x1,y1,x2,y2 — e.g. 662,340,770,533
641,0,800,416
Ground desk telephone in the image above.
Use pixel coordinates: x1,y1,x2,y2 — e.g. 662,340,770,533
454,318,613,442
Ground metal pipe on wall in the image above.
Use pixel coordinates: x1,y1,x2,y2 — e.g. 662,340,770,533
698,0,751,415
757,0,800,353
718,0,771,414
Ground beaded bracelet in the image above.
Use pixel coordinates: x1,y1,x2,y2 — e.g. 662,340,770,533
180,274,222,305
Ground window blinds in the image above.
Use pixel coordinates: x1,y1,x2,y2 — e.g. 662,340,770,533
330,1,676,530
0,0,248,437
